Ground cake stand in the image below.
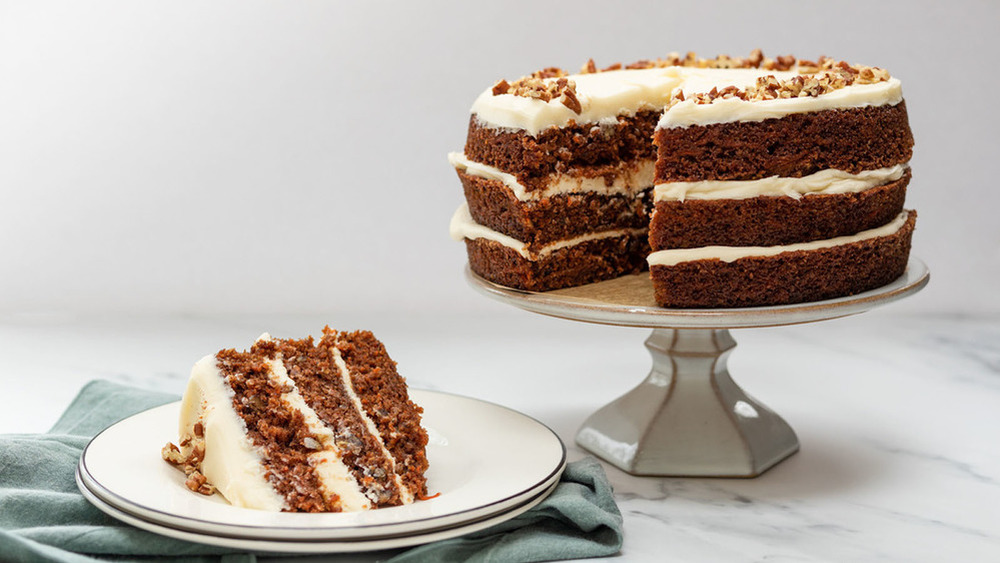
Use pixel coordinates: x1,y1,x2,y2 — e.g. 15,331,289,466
466,258,929,477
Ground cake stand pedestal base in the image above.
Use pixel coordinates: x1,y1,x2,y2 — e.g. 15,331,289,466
466,258,928,477
576,328,797,477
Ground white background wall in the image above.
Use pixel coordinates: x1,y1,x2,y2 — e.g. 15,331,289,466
1,0,995,316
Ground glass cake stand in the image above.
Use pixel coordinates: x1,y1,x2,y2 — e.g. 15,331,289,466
465,257,929,477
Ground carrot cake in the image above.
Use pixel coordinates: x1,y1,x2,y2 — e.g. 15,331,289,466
449,51,915,307
162,327,429,512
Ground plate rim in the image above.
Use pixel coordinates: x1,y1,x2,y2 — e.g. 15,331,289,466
78,389,567,539
77,467,560,553
79,461,566,542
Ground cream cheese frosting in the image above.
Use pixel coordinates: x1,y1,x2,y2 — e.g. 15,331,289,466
654,165,908,202
471,67,682,135
470,65,901,135
449,152,654,201
178,354,288,511
449,203,645,259
647,210,910,267
659,77,903,129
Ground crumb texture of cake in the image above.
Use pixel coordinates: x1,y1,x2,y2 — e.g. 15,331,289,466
450,51,916,305
162,327,429,512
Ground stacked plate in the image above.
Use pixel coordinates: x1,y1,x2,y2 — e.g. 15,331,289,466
76,389,566,553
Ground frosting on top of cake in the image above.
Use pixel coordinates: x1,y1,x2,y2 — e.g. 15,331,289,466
471,62,901,134
472,67,682,135
659,77,902,128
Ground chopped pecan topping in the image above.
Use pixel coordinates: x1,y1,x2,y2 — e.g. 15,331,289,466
494,73,582,114
190,442,206,463
496,51,890,113
533,67,567,79
585,50,797,72
666,58,891,108
768,55,797,71
560,84,582,113
185,470,216,496
163,432,218,497
161,442,185,465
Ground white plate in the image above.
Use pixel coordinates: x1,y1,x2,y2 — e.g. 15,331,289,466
78,389,565,541
77,468,559,554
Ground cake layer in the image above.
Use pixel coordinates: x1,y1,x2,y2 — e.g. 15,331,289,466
654,102,913,182
458,169,651,246
464,110,661,188
465,235,648,292
648,211,915,308
649,169,909,250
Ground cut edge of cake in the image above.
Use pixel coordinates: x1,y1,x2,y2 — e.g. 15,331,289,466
162,327,429,512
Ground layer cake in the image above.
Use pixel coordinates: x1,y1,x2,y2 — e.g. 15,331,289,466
450,51,915,307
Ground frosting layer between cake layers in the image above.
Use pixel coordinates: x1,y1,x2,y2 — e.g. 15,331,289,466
450,203,646,258
449,152,654,201
648,210,911,267
653,165,907,202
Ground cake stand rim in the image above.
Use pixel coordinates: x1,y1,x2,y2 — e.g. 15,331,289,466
464,257,929,329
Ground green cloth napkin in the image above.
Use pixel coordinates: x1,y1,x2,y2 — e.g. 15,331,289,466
0,380,623,562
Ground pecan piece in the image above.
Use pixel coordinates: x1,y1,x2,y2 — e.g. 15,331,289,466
161,442,185,465
561,87,582,114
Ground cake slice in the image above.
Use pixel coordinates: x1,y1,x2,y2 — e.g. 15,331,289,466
161,327,429,512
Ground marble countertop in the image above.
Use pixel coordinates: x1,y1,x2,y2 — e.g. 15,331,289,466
2,309,998,561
